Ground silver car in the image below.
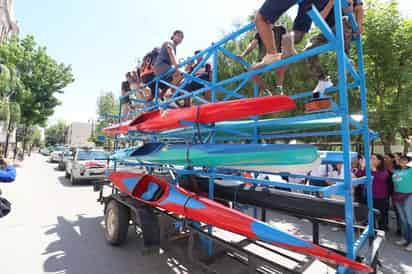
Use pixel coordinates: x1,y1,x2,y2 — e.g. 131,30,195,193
50,146,65,163
57,150,73,171
65,149,109,185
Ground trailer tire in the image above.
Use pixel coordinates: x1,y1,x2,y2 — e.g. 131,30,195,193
104,199,130,246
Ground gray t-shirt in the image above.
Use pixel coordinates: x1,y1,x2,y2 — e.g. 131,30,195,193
154,41,176,75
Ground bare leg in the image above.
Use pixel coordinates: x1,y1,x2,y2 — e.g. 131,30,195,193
256,12,276,55
251,12,282,69
252,75,266,91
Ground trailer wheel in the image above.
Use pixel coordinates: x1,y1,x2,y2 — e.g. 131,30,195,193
104,199,130,246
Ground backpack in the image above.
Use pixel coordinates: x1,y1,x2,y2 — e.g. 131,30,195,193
141,48,160,76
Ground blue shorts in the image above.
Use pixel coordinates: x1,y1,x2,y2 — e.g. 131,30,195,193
259,0,298,24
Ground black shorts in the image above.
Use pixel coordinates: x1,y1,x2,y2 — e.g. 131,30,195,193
259,0,298,24
294,0,332,33
186,73,210,92
141,73,156,97
121,94,130,104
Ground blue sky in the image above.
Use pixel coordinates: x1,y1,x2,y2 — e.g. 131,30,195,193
15,0,412,125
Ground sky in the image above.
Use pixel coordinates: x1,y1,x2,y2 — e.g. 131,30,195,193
14,0,412,126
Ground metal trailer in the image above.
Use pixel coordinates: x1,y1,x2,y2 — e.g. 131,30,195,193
98,0,383,272
93,170,383,274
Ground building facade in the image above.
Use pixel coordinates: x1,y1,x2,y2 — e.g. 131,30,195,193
66,122,92,147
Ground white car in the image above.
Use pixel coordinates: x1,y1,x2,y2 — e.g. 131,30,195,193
65,149,109,185
50,146,66,163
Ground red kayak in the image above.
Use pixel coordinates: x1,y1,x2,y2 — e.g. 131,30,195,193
103,120,132,135
103,96,295,134
124,95,295,132
109,172,372,273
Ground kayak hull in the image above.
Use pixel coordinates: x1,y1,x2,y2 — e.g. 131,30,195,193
179,175,369,223
128,95,295,132
108,172,372,273
113,143,318,167
161,115,363,139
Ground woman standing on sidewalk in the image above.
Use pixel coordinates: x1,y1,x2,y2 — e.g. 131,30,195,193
356,154,391,231
392,156,412,252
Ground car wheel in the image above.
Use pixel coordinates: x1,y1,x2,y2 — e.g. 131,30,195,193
104,199,130,246
70,171,77,185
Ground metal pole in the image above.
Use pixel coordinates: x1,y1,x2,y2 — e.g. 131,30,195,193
334,0,356,263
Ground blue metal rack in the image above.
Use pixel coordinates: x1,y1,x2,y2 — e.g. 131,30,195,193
104,1,379,272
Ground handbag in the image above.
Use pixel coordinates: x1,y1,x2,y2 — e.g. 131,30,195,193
0,196,11,218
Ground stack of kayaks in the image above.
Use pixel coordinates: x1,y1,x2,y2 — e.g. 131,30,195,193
104,95,373,272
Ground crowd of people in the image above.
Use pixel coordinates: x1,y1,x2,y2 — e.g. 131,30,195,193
309,152,412,252
118,0,364,119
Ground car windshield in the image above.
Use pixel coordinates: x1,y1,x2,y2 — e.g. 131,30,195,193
77,151,108,161
54,146,65,152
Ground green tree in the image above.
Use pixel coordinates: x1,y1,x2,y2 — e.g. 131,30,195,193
45,120,67,146
91,91,119,148
30,127,43,148
0,35,74,152
361,0,412,152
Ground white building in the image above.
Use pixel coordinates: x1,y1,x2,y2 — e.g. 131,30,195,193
66,122,92,146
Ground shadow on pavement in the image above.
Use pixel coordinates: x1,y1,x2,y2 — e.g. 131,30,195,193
57,176,95,188
42,215,200,274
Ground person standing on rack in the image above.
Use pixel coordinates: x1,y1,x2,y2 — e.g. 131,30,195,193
140,47,160,99
121,72,132,120
184,50,212,107
252,0,327,70
392,155,412,252
356,154,391,231
248,0,335,93
240,25,287,95
154,30,184,103
304,0,364,105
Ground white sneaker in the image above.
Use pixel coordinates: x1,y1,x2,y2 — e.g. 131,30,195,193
405,243,412,251
313,80,333,98
396,239,408,246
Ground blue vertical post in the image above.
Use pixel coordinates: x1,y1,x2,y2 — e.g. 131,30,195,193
207,170,215,257
210,49,218,145
333,0,355,262
355,33,374,237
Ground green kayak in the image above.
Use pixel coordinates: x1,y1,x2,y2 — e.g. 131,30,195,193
159,114,363,139
116,143,318,167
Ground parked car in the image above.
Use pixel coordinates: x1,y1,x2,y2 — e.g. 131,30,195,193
39,147,51,156
49,146,66,163
57,149,73,171
65,149,109,185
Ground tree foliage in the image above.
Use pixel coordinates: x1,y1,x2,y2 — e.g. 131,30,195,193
45,120,67,146
91,91,119,147
0,35,74,150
